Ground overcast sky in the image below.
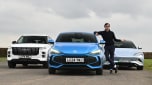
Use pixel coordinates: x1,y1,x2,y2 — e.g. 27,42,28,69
0,0,152,52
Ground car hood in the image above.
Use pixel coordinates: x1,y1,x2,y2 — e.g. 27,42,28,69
11,43,49,48
53,43,99,54
115,48,141,57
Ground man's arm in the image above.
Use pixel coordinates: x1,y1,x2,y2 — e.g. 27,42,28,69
113,32,122,42
94,31,103,36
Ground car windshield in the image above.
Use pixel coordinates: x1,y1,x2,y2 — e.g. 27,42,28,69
17,36,47,44
114,41,136,48
56,33,97,43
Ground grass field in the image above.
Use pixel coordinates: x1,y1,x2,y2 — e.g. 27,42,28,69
0,57,6,62
144,59,152,71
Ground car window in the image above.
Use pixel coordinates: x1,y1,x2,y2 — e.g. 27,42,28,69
56,33,97,43
114,41,136,48
17,36,47,44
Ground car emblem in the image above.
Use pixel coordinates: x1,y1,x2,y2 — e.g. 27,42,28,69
73,50,77,53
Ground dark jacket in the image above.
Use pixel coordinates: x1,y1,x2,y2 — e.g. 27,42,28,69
94,30,121,46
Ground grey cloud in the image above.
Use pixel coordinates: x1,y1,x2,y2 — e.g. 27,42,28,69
27,0,148,18
1,0,150,20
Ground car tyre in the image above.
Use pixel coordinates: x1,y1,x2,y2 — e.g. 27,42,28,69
137,66,143,70
48,68,56,74
8,61,16,68
96,69,103,75
43,63,48,68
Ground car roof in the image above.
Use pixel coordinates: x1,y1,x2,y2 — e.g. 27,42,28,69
59,32,94,35
21,34,49,37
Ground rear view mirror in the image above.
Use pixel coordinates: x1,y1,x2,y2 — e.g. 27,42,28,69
48,40,54,44
99,40,105,44
12,41,17,44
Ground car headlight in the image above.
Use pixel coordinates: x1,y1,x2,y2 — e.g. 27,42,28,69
90,49,101,54
134,52,144,57
50,48,60,54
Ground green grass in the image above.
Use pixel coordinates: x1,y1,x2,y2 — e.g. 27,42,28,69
144,59,152,71
0,57,6,62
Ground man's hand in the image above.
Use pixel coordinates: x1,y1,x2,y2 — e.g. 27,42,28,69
94,31,99,36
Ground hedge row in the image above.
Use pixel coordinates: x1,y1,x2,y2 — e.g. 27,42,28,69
144,52,152,59
0,48,7,57
0,48,152,59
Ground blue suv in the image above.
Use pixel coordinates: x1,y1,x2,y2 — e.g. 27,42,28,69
48,32,105,75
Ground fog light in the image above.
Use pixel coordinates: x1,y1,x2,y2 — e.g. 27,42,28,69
42,55,45,58
7,51,11,57
42,52,46,54
8,51,10,54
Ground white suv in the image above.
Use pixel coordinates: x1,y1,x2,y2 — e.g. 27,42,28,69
7,35,53,68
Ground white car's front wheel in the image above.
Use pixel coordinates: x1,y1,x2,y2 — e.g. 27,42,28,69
137,66,143,70
8,61,16,68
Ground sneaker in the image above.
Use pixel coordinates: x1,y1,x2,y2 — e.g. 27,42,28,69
114,65,117,68
114,65,118,73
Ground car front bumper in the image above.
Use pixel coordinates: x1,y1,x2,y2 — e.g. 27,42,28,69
8,59,47,64
48,54,103,70
104,61,144,67
104,57,144,67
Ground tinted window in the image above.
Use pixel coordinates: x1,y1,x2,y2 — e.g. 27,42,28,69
114,41,136,48
56,33,97,43
17,36,47,44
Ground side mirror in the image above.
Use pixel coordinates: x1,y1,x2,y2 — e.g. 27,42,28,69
138,46,142,49
99,40,105,44
12,41,17,44
48,40,54,44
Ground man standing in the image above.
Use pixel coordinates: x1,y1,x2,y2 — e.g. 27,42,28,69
94,23,124,74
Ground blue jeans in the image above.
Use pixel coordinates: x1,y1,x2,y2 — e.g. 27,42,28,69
104,45,115,69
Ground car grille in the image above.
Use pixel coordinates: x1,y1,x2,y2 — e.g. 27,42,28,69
12,47,39,55
114,57,137,61
53,56,97,64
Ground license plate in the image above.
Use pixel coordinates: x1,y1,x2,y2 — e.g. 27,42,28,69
119,59,129,62
20,55,31,59
66,58,84,62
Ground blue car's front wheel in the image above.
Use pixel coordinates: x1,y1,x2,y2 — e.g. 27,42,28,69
48,68,56,74
96,68,103,75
